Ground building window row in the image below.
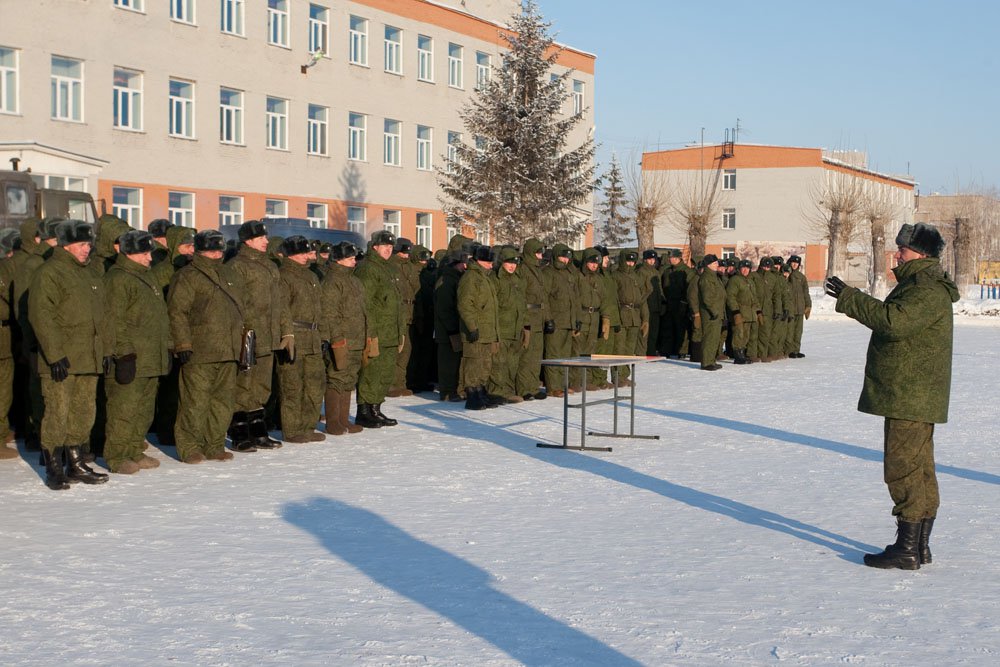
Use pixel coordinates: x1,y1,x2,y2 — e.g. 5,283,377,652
345,206,434,246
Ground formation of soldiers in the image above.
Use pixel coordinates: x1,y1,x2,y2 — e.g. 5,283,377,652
0,215,811,490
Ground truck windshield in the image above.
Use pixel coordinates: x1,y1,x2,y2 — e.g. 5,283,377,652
67,196,96,223
4,184,29,215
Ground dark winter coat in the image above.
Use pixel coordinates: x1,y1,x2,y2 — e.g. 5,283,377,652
458,261,499,343
433,263,463,344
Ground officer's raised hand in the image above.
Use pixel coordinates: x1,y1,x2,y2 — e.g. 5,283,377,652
824,276,848,298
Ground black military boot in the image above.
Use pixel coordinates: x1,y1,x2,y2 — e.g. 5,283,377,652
481,387,502,408
374,403,398,426
43,448,71,491
919,517,935,565
65,446,109,485
355,404,383,429
863,519,921,570
228,411,257,452
249,408,282,449
464,387,485,410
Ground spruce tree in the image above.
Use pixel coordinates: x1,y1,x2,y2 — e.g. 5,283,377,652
438,0,596,246
597,155,632,246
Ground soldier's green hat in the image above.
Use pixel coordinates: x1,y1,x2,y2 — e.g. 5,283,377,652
582,248,601,264
55,220,94,247
371,229,396,247
119,230,154,256
194,229,226,252
551,243,573,260
0,228,21,254
283,235,312,257
522,237,545,256
619,249,639,263
498,247,521,264
238,220,268,242
668,248,683,259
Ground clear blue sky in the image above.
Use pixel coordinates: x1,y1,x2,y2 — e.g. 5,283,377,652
537,0,999,195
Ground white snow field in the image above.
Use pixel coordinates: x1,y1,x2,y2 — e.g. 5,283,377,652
2,312,999,666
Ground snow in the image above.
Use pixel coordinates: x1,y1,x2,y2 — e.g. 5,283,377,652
2,318,999,666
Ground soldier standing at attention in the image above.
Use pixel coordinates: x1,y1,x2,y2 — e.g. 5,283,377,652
786,254,811,358
750,257,775,362
590,247,621,390
637,250,664,355
542,244,579,397
434,252,467,402
458,245,500,410
0,229,20,458
725,258,757,365
575,249,605,390
29,221,109,489
275,236,327,443
516,238,549,401
487,247,527,404
388,237,420,398
407,246,436,393
102,230,172,474
695,254,726,371
660,249,693,358
611,249,647,385
168,230,244,464
768,257,790,361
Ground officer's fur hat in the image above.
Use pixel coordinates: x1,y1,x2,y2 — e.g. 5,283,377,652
282,235,312,257
394,237,413,254
0,228,21,254
55,220,94,247
331,240,359,261
194,230,226,252
40,216,66,240
896,223,945,258
473,245,495,263
641,249,658,261
147,218,173,238
371,229,396,247
119,230,155,256
415,248,433,262
237,219,268,242
702,253,719,266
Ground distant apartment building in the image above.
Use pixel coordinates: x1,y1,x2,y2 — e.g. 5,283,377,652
0,0,595,249
643,144,916,282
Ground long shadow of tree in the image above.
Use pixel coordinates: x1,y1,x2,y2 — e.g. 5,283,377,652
283,497,643,667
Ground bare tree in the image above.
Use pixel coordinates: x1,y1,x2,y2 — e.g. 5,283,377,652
808,168,865,279
623,148,672,250
950,190,1000,286
668,168,723,259
860,183,898,297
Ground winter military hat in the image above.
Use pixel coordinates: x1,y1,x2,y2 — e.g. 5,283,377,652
595,245,609,258
642,249,658,260
55,220,94,247
498,247,521,264
0,228,20,254
415,248,433,262
473,245,495,263
759,257,774,268
237,219,268,242
582,249,601,264
147,218,173,238
119,230,155,256
318,242,334,256
702,253,719,266
622,250,639,263
394,237,413,254
371,229,396,247
738,258,753,269
330,241,358,261
39,216,65,240
788,254,802,265
771,256,784,266
668,248,683,259
895,223,946,258
282,235,312,257
194,230,226,252
552,244,573,260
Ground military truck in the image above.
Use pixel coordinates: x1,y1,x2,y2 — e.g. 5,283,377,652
1,161,99,230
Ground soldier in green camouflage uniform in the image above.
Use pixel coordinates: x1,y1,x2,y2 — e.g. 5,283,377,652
590,247,621,389
574,250,604,379
695,254,726,371
321,241,368,435
487,247,527,403
434,253,466,402
660,249,694,358
749,257,776,362
0,229,19,458
542,244,579,397
458,245,500,410
637,250,664,355
516,238,549,400
389,238,421,397
786,254,811,358
725,258,757,365
769,257,791,361
611,249,647,383
408,245,436,393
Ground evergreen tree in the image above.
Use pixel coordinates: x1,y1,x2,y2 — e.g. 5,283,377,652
597,155,632,246
438,0,596,246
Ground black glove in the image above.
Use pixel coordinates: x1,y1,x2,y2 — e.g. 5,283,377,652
466,329,480,343
175,350,193,365
543,320,556,334
102,355,114,376
321,340,332,358
782,310,789,321
825,276,848,298
115,353,137,385
612,325,621,333
574,320,582,333
49,357,70,382
772,312,781,321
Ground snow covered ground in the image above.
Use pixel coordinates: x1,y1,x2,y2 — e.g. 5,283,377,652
2,315,999,666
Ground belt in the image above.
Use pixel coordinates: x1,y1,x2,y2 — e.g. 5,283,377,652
401,299,415,305
0,319,10,327
621,303,636,309
293,320,319,330
581,306,598,313
526,303,543,310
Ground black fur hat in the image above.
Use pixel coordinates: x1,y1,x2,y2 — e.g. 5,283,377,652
0,228,21,254
55,220,94,247
282,235,312,257
788,254,802,265
415,248,432,262
702,253,719,266
318,242,334,255
147,218,173,238
238,219,268,242
40,216,65,240
194,230,226,252
371,230,396,247
473,245,495,263
120,230,155,256
394,237,413,254
594,245,609,258
738,258,753,269
759,257,774,268
641,249,658,260
895,223,945,258
771,256,784,266
331,241,358,261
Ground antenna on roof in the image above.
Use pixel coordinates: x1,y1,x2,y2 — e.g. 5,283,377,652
721,128,735,158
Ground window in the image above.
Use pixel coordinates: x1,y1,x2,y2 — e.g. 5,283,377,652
384,26,402,74
349,16,368,66
171,0,195,24
1,47,19,114
168,78,195,138
169,191,195,228
572,80,584,115
382,210,401,237
112,187,142,227
383,119,401,166
347,206,366,236
446,130,461,173
219,87,243,144
448,43,463,88
31,174,86,191
219,195,243,226
266,96,288,150
51,56,83,122
417,35,433,82
722,247,736,259
114,0,143,11
267,0,289,48
416,212,432,248
475,52,490,91
308,4,328,55
307,202,327,228
348,112,366,161
265,199,288,219
113,67,142,131
307,104,328,155
722,208,736,230
221,0,244,36
416,125,432,171
723,169,736,190
446,222,459,242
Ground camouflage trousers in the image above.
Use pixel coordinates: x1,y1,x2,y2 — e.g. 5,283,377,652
514,326,544,397
488,338,520,398
40,374,98,452
235,352,274,411
0,356,12,441
788,314,805,354
104,376,158,469
614,326,641,380
461,340,496,389
391,324,413,390
357,343,397,405
699,315,723,368
884,418,940,521
277,353,325,438
543,329,573,390
325,348,362,394
176,361,237,460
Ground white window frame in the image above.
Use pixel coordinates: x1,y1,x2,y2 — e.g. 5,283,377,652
171,0,196,24
169,191,196,228
382,210,401,237
475,51,490,91
347,205,366,236
349,16,368,66
722,247,736,259
348,112,366,161
384,26,402,75
572,79,584,115
308,4,329,56
265,199,288,219
383,119,401,167
416,212,432,249
448,43,463,89
723,169,736,191
219,195,243,226
722,208,736,230
112,67,142,131
221,0,244,36
416,125,432,171
114,0,144,12
168,78,195,138
266,96,288,150
307,104,328,156
446,223,459,242
219,87,243,145
267,0,290,48
51,56,83,122
446,130,461,174
1,47,20,115
307,202,327,228
112,186,142,228
417,35,433,82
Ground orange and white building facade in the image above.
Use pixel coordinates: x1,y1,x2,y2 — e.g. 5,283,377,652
0,0,595,249
643,144,916,282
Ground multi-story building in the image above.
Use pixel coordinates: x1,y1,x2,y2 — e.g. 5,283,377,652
644,143,916,282
0,0,595,249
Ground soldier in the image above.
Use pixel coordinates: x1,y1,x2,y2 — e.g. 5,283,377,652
434,251,466,402
408,245,436,393
542,243,579,397
769,256,791,361
147,218,173,266
458,245,500,410
637,250,664,354
102,230,171,474
611,249,648,385
29,220,110,489
694,254,726,371
725,258,757,365
389,237,420,397
487,247,527,403
786,254,811,358
275,236,327,443
591,247,621,389
576,248,604,390
0,229,19,458
91,214,130,276
686,258,704,364
321,241,368,435
354,230,404,427
312,242,333,280
660,249,693,358
516,238,549,401
227,220,292,450
168,230,244,464
750,257,776,362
